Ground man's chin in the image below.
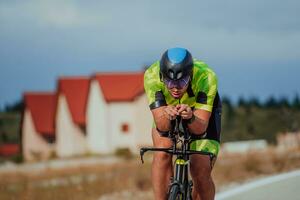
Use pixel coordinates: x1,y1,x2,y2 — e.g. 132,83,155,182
171,93,182,99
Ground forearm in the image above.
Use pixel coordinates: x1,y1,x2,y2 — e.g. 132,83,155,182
154,112,172,132
187,114,209,135
152,106,174,132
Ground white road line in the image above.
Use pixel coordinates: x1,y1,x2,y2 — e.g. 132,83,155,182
216,169,300,200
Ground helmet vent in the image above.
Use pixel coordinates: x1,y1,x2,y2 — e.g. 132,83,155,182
168,70,174,79
176,72,183,80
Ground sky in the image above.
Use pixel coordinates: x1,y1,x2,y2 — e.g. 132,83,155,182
0,0,300,108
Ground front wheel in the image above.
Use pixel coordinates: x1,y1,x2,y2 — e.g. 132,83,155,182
186,180,193,200
168,184,182,200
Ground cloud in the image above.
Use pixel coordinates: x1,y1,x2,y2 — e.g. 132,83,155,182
0,0,107,28
0,0,299,64
151,0,300,33
0,0,300,107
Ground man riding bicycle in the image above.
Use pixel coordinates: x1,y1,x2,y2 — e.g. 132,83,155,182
144,47,222,200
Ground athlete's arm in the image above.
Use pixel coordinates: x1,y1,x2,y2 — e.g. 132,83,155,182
188,109,211,135
177,104,210,135
187,68,217,135
151,105,178,132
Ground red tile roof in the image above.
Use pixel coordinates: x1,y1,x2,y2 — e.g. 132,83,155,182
24,92,56,136
0,144,20,156
94,72,144,102
57,77,90,126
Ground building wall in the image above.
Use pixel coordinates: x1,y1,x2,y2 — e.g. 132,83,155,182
56,95,87,157
277,132,300,151
22,109,54,161
107,102,137,152
221,140,268,154
86,80,111,154
134,94,153,147
107,94,153,153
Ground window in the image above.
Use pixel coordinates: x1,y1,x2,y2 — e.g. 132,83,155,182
121,123,130,134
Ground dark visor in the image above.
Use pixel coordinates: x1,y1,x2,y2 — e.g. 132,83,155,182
163,75,190,89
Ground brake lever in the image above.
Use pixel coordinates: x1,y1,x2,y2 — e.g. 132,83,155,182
140,149,146,164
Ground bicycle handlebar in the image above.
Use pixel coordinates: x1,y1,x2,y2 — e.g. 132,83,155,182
140,147,213,164
140,115,210,163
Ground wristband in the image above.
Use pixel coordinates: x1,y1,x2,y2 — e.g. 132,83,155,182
187,114,196,124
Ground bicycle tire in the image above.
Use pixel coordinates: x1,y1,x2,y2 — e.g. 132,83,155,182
168,184,182,200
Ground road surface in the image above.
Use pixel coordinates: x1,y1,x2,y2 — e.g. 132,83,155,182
216,169,300,200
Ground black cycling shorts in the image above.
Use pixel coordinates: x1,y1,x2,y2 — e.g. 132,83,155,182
199,92,221,142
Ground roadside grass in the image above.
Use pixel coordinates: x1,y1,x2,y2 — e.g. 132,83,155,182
0,148,300,200
213,147,300,189
0,158,152,200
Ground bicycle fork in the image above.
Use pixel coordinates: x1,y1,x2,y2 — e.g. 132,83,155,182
169,157,193,200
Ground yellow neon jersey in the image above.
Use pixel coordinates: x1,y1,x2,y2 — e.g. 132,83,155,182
144,59,218,112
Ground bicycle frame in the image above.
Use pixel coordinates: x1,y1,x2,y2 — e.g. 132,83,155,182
140,117,213,199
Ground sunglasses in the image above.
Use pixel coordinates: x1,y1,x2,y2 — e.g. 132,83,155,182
163,75,190,89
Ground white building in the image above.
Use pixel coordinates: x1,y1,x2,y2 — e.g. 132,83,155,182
277,132,300,151
221,139,268,154
86,72,153,154
55,77,90,157
22,92,56,161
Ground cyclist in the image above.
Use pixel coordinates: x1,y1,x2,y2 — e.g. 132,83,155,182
144,47,221,200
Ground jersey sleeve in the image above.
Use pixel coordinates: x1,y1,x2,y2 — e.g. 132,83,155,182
144,64,167,110
194,71,218,112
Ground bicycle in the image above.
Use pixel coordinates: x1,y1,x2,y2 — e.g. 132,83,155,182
140,116,214,200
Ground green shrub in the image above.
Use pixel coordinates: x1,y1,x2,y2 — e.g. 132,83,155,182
115,148,133,159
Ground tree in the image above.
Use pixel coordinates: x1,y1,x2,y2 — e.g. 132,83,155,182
4,99,24,113
238,96,247,107
265,96,278,108
278,97,290,108
222,96,232,109
248,97,261,108
292,94,300,109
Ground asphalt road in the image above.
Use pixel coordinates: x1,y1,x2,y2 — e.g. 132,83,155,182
216,169,300,200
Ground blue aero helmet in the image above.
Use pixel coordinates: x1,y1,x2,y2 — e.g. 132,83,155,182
160,47,193,89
